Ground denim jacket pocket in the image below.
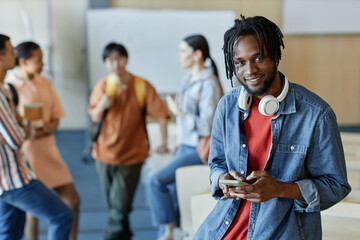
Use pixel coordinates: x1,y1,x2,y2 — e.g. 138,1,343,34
270,144,308,182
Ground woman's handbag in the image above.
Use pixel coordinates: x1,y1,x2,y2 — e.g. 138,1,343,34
195,76,222,164
195,81,211,164
197,136,211,164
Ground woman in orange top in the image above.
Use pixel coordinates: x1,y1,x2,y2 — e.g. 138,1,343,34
6,41,80,240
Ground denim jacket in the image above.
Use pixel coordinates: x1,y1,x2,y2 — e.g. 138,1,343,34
194,76,351,240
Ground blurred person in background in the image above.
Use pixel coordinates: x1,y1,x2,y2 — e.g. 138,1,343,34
88,42,170,240
6,41,80,240
0,33,73,240
147,34,223,240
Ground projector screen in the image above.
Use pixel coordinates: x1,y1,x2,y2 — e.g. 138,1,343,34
86,9,236,94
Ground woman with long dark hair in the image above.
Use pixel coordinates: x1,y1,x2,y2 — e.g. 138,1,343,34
147,34,223,240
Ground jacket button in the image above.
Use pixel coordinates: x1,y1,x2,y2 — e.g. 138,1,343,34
240,170,245,174
242,144,246,148
225,221,229,225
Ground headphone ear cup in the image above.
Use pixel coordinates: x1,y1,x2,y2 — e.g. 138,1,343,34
259,95,279,116
238,87,252,110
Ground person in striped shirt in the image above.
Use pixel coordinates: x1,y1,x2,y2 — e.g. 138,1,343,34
0,34,73,240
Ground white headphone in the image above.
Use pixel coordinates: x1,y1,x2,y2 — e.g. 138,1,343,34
238,78,289,116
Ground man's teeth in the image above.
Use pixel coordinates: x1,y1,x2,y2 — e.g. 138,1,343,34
247,77,260,82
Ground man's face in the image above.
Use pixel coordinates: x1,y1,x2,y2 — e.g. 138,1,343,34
0,40,16,71
104,50,127,75
233,34,277,97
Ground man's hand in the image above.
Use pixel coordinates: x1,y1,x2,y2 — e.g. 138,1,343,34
99,94,114,110
232,171,280,203
91,94,114,122
219,170,286,203
219,170,246,199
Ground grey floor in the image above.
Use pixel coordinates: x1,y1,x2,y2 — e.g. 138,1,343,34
37,130,158,240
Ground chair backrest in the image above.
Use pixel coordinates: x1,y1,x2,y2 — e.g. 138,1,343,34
175,165,210,240
190,192,217,233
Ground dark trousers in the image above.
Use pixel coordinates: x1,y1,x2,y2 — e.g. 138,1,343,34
95,160,143,240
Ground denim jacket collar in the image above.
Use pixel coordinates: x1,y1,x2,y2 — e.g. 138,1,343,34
238,72,297,122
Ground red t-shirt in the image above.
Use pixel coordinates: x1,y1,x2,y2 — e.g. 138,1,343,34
222,97,273,240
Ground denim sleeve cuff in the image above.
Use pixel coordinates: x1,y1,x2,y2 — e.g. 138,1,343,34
294,179,320,212
210,170,226,200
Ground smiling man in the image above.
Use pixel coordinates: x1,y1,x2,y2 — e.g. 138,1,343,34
193,15,351,240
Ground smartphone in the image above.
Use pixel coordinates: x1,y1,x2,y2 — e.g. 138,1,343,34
219,179,249,187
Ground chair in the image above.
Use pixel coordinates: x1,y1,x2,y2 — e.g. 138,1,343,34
190,192,217,233
175,165,211,240
321,136,360,240
321,197,360,240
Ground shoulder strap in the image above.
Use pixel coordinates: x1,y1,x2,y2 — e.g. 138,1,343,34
134,76,146,110
94,75,147,143
6,83,18,107
134,75,149,149
106,74,146,110
195,81,204,116
195,77,223,116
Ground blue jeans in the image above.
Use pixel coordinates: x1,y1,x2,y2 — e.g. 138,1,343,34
147,145,203,233
0,180,73,240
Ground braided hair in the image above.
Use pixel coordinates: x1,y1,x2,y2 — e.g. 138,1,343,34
223,15,284,85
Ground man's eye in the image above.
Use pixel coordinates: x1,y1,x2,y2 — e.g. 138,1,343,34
235,61,245,66
254,57,263,62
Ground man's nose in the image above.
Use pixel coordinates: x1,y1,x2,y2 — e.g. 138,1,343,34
244,61,257,76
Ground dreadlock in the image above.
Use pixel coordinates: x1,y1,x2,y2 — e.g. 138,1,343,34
223,15,284,86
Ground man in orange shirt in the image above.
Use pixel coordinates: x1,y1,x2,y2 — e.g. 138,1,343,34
88,42,170,240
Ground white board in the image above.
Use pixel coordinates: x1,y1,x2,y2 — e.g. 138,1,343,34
86,9,236,94
283,0,360,35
